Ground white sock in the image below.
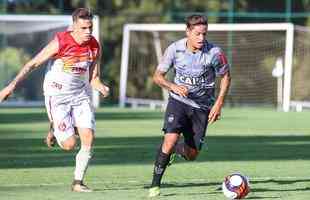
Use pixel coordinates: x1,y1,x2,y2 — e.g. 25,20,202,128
74,145,92,181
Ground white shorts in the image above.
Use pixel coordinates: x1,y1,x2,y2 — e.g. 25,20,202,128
45,94,95,145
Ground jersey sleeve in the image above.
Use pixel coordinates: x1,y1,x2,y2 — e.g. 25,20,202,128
211,47,230,76
54,32,65,57
156,43,176,72
90,37,100,60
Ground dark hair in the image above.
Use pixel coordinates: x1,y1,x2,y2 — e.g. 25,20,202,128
72,8,93,22
186,15,208,29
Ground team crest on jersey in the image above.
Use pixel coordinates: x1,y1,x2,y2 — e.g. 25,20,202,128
168,114,174,123
58,122,67,132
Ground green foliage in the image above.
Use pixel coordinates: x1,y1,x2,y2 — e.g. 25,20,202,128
2,0,310,103
0,47,30,88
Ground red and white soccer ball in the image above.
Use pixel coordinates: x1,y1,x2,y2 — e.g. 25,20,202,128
222,173,250,199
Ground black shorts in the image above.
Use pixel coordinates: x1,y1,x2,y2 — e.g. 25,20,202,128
162,97,210,150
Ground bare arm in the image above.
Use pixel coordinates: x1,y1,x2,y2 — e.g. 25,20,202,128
153,69,188,97
89,50,109,97
0,39,58,102
208,71,231,123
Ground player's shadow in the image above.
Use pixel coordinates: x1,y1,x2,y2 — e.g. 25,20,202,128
0,108,163,124
251,178,310,185
162,181,220,188
159,178,310,199
142,181,221,190
246,179,310,199
250,178,310,192
95,110,163,120
1,108,310,169
1,134,310,169
246,197,279,199
151,179,310,199
0,109,48,124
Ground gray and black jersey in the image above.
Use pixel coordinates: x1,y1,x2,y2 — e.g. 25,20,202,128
157,38,230,110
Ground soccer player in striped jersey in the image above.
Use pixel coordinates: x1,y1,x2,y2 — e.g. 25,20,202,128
149,15,231,197
0,8,109,192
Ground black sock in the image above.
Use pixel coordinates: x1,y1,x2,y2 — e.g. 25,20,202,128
151,150,171,187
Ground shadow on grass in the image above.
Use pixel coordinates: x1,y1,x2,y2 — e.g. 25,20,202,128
0,109,163,124
246,197,279,199
251,179,310,185
156,179,310,199
0,135,310,169
161,178,310,189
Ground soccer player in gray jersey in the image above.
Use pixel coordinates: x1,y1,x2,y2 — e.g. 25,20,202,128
149,15,231,197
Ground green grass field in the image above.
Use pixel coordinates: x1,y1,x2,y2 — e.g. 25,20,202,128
0,107,310,200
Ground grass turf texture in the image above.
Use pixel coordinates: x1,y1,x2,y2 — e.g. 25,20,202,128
0,107,310,200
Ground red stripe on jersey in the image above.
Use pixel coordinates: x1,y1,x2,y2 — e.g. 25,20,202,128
218,53,228,65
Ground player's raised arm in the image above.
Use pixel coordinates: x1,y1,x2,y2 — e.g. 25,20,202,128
0,39,59,102
208,71,231,123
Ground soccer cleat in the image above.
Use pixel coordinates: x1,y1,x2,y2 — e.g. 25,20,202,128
148,186,160,197
71,181,92,192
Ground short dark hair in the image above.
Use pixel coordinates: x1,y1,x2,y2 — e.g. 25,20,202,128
186,15,208,29
72,8,93,22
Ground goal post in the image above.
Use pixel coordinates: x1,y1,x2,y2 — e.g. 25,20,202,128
119,23,303,112
0,14,100,108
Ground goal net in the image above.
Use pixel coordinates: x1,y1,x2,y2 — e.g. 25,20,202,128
290,26,310,111
120,23,310,111
0,15,100,107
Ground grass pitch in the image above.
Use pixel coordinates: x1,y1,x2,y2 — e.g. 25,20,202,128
0,107,310,200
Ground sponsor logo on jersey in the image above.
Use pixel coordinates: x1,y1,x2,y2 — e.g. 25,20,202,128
177,75,206,86
71,67,87,74
51,82,63,90
176,74,215,88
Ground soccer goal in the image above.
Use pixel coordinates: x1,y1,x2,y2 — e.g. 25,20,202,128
120,23,310,112
0,15,100,108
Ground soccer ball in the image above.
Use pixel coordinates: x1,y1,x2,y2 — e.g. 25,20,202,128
222,173,250,199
